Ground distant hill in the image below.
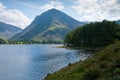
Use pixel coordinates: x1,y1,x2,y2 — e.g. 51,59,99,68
117,19,120,25
0,22,22,39
12,9,85,43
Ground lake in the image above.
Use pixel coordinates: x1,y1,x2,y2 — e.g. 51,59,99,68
0,44,91,80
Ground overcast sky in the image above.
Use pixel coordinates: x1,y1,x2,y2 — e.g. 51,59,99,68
0,0,120,29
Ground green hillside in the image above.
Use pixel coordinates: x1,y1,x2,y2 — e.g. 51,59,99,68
45,41,120,80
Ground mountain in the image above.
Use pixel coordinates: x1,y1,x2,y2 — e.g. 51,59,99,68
12,9,85,43
117,20,120,25
0,22,22,39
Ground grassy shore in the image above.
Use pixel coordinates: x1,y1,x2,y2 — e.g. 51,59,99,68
45,42,120,80
57,45,101,52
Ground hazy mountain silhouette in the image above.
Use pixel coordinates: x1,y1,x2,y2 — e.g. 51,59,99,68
0,21,22,39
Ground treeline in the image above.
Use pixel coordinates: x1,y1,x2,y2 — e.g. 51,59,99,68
64,20,120,47
0,39,41,44
42,40,63,44
0,39,62,44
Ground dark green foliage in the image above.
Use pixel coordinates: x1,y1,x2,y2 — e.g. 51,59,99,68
0,39,42,44
65,20,120,47
7,40,41,44
82,66,100,80
64,30,75,46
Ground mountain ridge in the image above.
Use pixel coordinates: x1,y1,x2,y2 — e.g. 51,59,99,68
117,19,120,25
0,21,22,39
12,9,85,43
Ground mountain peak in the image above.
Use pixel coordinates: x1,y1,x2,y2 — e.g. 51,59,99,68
12,9,85,43
40,8,63,17
47,8,59,12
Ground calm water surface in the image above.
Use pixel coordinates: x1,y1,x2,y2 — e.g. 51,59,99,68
0,44,91,80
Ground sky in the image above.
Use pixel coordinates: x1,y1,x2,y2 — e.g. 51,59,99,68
0,0,120,29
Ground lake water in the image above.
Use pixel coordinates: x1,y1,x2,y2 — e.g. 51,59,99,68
0,44,91,80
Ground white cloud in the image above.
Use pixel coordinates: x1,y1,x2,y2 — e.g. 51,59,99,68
41,1,64,11
0,3,6,9
17,0,64,11
0,0,64,29
72,0,120,21
17,1,41,10
0,3,31,29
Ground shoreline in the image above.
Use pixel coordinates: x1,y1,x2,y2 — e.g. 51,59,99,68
45,42,120,80
57,45,101,52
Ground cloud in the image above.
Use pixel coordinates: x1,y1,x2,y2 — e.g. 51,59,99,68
41,1,64,11
72,0,120,21
17,0,64,11
0,0,64,29
0,3,31,29
0,3,6,9
17,1,41,10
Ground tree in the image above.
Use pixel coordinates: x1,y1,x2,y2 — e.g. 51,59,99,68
64,30,75,46
64,20,120,47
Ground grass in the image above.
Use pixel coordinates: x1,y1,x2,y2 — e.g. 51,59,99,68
45,41,120,80
48,21,69,31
